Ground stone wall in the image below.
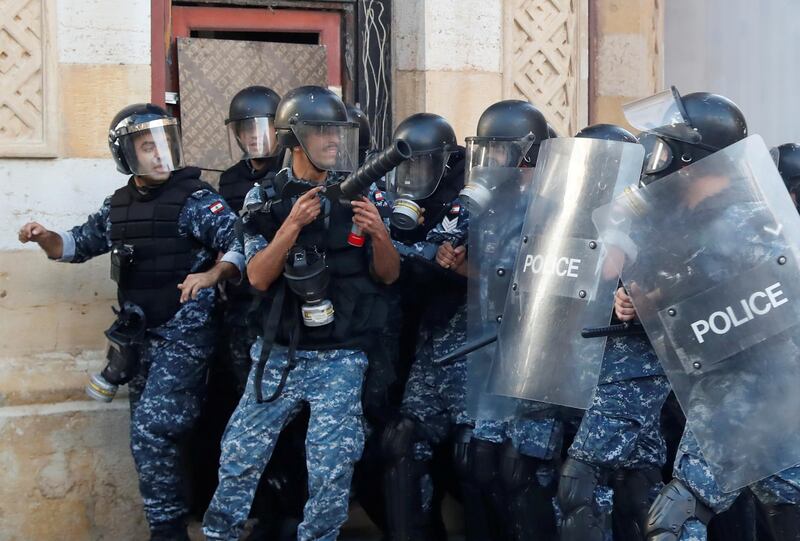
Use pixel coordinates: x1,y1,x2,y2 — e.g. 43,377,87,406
0,0,151,538
393,0,662,139
589,0,663,127
392,0,504,142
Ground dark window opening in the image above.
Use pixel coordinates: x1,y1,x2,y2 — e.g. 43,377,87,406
190,29,319,44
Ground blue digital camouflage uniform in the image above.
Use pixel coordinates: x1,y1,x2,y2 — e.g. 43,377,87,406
218,158,282,392
400,199,472,464
203,170,390,541
648,199,800,541
397,199,472,510
56,177,243,529
563,335,670,538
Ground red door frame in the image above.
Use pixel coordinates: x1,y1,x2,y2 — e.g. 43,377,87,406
151,1,342,107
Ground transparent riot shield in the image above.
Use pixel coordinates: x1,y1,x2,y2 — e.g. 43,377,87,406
464,167,537,419
593,134,800,492
488,137,646,410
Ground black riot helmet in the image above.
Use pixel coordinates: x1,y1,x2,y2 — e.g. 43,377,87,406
346,103,373,164
385,113,458,229
575,123,638,143
471,100,549,166
772,143,800,207
108,103,184,177
225,86,281,161
459,100,547,215
624,86,747,184
389,113,458,198
275,86,360,172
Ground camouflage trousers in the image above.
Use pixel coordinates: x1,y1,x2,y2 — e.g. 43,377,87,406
403,304,473,462
565,374,671,540
672,429,800,541
219,300,257,393
203,345,367,541
128,332,214,527
398,305,472,512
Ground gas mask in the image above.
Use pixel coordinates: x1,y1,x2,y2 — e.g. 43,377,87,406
459,136,534,216
86,302,146,402
284,247,334,327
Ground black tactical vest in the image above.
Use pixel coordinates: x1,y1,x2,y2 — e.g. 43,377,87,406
394,154,467,328
220,159,282,303
250,170,388,350
108,168,209,328
219,156,281,214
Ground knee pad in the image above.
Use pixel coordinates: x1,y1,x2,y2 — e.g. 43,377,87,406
501,442,558,541
499,440,539,493
381,416,418,463
612,467,662,539
645,478,713,541
468,437,503,489
557,457,607,541
452,424,474,481
760,502,800,540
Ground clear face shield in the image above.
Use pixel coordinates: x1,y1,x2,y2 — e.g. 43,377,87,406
459,136,535,215
625,87,703,181
117,118,185,178
227,116,278,161
291,121,360,172
386,148,454,230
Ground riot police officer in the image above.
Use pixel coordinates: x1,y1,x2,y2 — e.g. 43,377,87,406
774,142,800,210
640,123,800,540
202,86,400,541
553,122,672,541
378,112,471,541
219,85,283,389
451,99,561,541
18,103,243,541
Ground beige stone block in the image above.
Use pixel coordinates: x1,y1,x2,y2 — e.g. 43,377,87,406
595,0,655,34
0,250,115,406
595,34,651,97
392,0,426,71
591,94,634,129
59,64,151,158
0,250,115,356
393,70,427,129
424,71,503,143
425,0,502,72
0,402,147,540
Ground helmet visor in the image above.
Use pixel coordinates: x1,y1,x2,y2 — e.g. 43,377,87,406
292,122,360,172
641,134,674,175
390,150,452,199
623,87,700,144
227,117,278,160
465,136,535,169
118,119,184,176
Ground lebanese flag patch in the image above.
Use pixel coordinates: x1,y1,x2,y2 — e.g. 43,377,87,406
374,190,385,201
450,203,461,215
208,201,225,214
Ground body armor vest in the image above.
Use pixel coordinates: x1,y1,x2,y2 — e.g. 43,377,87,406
108,168,209,328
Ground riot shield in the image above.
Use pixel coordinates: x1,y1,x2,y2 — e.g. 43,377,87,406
464,167,537,419
488,137,646,410
592,134,800,492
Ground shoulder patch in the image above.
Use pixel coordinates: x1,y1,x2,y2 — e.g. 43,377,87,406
449,203,461,215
